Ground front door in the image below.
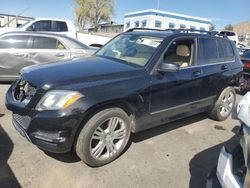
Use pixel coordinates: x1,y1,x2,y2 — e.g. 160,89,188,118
150,38,202,118
0,35,31,80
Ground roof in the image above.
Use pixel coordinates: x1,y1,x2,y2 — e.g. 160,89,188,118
124,9,211,25
0,31,89,49
0,31,73,39
34,18,72,22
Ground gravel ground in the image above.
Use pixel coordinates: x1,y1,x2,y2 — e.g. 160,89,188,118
0,84,242,188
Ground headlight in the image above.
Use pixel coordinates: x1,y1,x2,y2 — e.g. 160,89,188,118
36,90,83,111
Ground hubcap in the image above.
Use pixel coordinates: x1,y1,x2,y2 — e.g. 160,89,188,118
219,91,234,117
90,117,127,160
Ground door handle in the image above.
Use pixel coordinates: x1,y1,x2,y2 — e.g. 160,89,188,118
14,53,26,57
55,53,65,57
221,65,229,70
192,71,201,78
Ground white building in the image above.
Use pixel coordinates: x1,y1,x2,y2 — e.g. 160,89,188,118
124,9,212,31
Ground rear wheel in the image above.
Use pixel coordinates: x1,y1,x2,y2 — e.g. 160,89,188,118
209,87,236,121
75,108,131,167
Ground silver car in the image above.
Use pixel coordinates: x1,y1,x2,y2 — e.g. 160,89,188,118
0,32,97,81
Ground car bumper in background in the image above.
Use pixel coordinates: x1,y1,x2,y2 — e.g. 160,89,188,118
216,147,243,188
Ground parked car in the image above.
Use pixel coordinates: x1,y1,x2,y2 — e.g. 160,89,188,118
0,31,97,82
6,28,242,167
207,92,250,188
219,30,239,45
240,51,250,91
0,18,111,47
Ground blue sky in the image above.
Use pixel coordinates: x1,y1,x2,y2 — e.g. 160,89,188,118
1,0,249,29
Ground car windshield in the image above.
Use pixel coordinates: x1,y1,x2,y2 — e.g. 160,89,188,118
243,51,250,58
96,34,164,67
18,20,32,28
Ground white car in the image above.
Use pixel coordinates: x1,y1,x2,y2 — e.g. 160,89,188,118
0,18,111,47
0,18,77,39
219,30,239,45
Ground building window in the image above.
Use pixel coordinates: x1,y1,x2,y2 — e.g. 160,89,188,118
190,26,196,30
200,27,206,31
126,22,130,29
169,23,175,29
134,21,139,28
141,20,147,28
180,24,186,29
155,20,162,28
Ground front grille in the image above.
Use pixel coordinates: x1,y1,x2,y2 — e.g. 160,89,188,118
13,114,31,129
14,78,36,103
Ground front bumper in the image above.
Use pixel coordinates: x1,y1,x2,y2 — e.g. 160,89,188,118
5,83,85,153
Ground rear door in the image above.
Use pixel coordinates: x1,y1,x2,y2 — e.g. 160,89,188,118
0,35,31,80
198,38,234,102
26,36,71,67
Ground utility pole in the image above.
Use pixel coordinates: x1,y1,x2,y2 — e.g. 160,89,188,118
157,0,160,9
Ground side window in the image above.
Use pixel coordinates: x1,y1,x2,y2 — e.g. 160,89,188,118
53,21,68,32
0,35,29,49
198,38,219,64
164,39,194,68
217,39,235,61
28,21,52,31
222,40,234,60
32,37,65,49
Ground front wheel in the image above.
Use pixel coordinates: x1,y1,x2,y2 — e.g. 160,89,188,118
75,108,131,167
209,87,236,121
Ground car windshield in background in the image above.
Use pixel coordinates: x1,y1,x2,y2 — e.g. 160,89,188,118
243,51,250,58
96,34,163,67
18,20,31,28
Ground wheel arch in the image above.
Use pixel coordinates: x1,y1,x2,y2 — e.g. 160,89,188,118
72,98,140,149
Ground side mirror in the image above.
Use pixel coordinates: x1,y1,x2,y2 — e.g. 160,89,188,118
27,24,35,31
158,61,180,72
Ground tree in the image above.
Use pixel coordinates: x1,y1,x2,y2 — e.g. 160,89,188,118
224,24,234,31
75,0,115,32
209,24,215,31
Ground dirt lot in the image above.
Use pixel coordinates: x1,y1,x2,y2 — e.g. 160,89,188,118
0,84,242,188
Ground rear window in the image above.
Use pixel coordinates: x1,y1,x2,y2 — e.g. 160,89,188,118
198,38,219,64
0,35,29,49
220,31,236,36
53,21,68,32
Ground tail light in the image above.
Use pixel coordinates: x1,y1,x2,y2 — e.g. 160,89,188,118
243,60,250,70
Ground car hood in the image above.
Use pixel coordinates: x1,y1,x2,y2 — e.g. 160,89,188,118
21,56,144,89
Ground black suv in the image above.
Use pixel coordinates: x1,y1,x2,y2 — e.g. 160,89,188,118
6,29,243,166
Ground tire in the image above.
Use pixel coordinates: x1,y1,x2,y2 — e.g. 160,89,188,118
75,108,131,167
209,87,236,121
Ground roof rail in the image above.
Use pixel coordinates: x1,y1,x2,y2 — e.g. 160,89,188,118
126,28,228,39
167,29,228,38
126,28,165,32
167,29,211,34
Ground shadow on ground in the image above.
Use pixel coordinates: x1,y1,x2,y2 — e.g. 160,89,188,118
131,113,208,143
189,126,241,188
0,124,21,188
46,113,208,163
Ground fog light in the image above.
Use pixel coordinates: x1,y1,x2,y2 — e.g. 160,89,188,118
31,131,66,143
